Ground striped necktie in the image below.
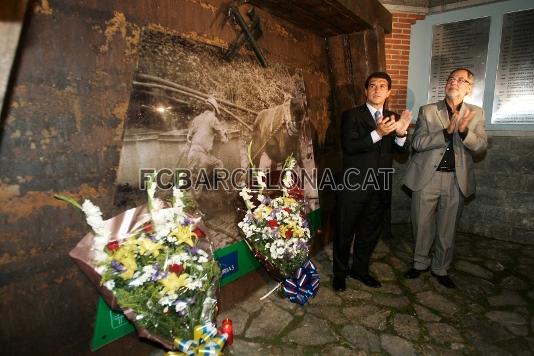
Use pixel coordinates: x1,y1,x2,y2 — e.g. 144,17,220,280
374,110,382,124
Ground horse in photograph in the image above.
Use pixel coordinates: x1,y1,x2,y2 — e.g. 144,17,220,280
250,97,308,171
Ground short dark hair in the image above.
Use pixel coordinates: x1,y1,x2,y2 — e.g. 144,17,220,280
365,72,392,90
448,67,474,83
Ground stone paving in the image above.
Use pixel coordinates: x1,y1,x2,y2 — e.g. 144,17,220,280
217,225,534,355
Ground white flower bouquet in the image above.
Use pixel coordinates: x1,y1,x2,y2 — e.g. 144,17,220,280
56,175,222,350
237,156,312,280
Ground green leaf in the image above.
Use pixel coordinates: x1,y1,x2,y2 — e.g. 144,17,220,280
247,141,255,168
282,153,294,171
146,173,156,213
54,194,82,210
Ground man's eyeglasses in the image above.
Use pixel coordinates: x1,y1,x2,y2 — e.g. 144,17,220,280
446,77,471,85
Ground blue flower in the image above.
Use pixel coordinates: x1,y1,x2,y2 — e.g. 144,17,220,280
150,264,164,281
259,195,271,204
111,260,125,273
296,239,307,250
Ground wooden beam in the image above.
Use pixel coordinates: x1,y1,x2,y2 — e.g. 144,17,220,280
0,0,27,21
333,0,392,33
248,0,392,36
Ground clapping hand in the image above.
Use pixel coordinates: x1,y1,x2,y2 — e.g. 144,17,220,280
377,116,397,137
447,109,474,134
458,109,475,133
395,110,412,136
447,111,459,134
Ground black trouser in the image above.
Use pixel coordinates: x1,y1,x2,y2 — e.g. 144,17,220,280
382,190,392,239
333,191,384,277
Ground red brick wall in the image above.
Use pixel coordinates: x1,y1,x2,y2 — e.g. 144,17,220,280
385,12,426,113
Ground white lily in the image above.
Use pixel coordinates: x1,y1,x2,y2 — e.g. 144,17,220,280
256,170,267,191
239,187,256,211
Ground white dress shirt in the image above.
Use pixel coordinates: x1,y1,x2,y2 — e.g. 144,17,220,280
366,102,406,146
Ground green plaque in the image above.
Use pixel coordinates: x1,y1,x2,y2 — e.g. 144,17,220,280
307,208,321,238
90,297,135,351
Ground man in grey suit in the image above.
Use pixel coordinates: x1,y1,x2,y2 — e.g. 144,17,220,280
403,68,487,288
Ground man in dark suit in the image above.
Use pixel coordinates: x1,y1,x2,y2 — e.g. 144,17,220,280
333,72,412,291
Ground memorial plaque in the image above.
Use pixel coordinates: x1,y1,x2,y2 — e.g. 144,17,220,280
492,9,534,124
428,17,490,106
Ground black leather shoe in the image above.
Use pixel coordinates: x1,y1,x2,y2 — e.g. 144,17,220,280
404,267,430,279
349,273,382,288
333,276,346,291
431,272,456,289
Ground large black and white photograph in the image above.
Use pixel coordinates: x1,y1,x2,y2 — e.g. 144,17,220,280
115,28,318,250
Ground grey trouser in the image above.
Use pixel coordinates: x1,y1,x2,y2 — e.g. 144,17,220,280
411,171,464,276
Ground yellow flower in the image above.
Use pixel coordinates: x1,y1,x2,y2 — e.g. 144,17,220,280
160,273,191,294
279,219,306,239
170,226,196,247
122,237,138,251
283,197,297,207
113,248,138,280
278,225,293,239
292,226,305,238
137,237,163,257
254,205,272,220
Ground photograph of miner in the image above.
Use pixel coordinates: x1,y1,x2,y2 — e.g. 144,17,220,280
114,28,318,250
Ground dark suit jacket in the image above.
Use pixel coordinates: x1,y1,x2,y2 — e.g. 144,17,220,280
340,104,408,200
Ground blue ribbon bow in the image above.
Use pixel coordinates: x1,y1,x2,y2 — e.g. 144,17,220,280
282,259,320,305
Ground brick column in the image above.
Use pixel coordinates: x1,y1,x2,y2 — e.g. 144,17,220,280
385,12,426,113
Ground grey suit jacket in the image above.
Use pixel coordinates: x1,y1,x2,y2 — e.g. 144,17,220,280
404,100,487,197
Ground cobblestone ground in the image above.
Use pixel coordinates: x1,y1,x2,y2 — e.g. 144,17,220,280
217,225,534,355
